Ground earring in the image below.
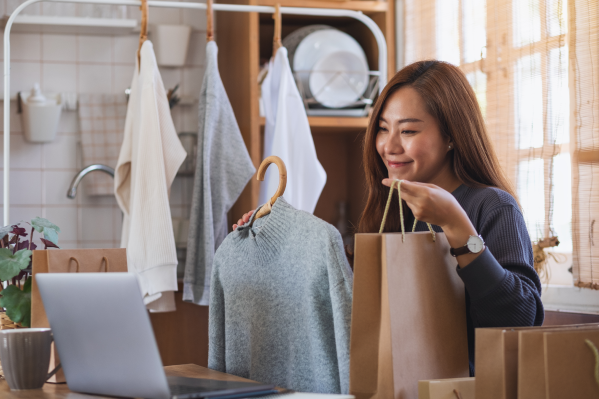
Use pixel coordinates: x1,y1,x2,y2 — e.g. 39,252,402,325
448,145,452,149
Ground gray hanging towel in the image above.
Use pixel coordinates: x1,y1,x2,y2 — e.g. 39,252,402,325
183,41,256,306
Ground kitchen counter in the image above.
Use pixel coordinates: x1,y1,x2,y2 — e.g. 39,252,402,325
0,364,255,398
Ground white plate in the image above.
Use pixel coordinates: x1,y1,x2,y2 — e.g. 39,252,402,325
309,51,369,108
282,25,332,70
293,29,367,73
293,29,369,108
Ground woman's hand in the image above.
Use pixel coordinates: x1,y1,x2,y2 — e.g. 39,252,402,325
382,179,467,230
382,179,482,268
232,210,255,231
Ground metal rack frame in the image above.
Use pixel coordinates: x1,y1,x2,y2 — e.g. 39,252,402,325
3,0,388,224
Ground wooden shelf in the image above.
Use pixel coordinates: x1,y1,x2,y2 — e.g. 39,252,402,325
1,15,137,35
260,116,369,131
256,0,388,13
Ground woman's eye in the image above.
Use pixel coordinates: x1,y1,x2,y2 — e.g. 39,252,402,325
378,126,388,132
401,130,417,134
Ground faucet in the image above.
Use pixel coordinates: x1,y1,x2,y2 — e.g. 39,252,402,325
67,164,115,199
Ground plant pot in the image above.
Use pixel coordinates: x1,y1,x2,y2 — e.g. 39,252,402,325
0,312,24,378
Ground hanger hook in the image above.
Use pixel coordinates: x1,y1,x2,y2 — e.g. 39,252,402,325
258,155,287,206
272,4,282,58
253,156,287,221
206,0,214,42
137,0,149,71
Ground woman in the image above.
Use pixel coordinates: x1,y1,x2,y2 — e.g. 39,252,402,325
234,60,544,374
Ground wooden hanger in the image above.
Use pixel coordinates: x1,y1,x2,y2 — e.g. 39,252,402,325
206,0,214,42
272,4,282,58
137,0,149,71
253,155,287,221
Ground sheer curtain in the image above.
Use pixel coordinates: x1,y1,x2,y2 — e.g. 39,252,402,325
403,0,598,289
569,0,599,289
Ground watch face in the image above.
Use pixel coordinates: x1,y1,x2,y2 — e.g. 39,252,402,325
467,236,484,253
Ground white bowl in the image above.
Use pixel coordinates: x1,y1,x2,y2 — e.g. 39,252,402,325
309,51,369,108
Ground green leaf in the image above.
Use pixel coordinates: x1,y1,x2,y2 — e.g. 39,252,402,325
31,217,60,233
0,248,32,281
0,225,12,241
43,228,59,246
0,277,32,327
31,217,60,245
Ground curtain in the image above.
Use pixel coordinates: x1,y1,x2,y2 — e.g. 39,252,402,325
403,0,599,289
569,0,599,289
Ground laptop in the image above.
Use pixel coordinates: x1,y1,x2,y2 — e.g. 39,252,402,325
36,273,277,399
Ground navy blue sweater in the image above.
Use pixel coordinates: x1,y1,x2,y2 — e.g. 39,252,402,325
403,184,544,375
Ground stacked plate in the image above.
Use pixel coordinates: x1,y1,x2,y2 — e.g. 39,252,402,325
283,25,369,109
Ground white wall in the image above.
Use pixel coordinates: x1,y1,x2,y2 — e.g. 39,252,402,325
0,0,207,250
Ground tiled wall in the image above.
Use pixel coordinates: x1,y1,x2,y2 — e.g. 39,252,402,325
0,0,206,250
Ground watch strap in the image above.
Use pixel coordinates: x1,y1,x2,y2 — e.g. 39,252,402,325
450,245,471,257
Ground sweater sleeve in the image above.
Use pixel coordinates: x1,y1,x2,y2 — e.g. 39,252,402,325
326,226,354,395
456,204,544,328
208,261,226,372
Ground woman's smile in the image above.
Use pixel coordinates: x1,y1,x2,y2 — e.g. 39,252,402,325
386,160,413,168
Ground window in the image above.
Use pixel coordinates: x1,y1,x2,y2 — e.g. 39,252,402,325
403,0,599,289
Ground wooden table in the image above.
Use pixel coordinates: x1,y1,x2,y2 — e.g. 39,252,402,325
0,364,255,398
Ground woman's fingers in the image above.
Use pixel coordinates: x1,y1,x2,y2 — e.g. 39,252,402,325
232,209,256,231
243,210,255,223
381,178,394,187
381,179,424,199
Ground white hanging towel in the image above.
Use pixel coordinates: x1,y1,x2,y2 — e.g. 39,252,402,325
115,40,187,313
259,47,326,213
183,41,256,306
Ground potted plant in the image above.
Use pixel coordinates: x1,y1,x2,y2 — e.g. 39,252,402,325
0,217,60,329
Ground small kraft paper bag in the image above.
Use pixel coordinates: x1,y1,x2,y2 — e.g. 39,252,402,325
349,180,469,399
31,248,128,382
543,328,599,398
476,323,599,399
518,324,599,399
418,377,474,399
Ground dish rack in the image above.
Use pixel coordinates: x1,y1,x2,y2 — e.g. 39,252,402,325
293,70,380,117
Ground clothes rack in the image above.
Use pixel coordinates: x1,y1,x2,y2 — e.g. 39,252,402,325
3,0,388,225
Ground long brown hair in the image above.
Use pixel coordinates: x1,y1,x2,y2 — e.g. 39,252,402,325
357,60,517,234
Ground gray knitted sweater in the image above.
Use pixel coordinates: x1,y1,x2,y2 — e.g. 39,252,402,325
208,198,353,394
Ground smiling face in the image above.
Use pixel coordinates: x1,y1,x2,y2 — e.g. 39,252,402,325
376,86,455,186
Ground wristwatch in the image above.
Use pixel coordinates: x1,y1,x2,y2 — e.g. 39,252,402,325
450,235,485,257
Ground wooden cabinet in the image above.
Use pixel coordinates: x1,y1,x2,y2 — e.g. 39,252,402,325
217,0,395,232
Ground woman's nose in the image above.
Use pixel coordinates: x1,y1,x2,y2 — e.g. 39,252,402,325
384,130,404,155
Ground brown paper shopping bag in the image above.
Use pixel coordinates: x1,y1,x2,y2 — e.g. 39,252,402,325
30,248,127,382
544,329,599,398
418,377,475,399
349,180,469,399
518,324,599,399
476,323,599,399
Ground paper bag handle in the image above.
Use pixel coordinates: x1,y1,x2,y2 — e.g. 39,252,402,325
379,179,436,242
586,339,599,387
69,256,110,273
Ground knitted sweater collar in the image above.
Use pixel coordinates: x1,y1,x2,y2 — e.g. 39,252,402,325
232,197,296,261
